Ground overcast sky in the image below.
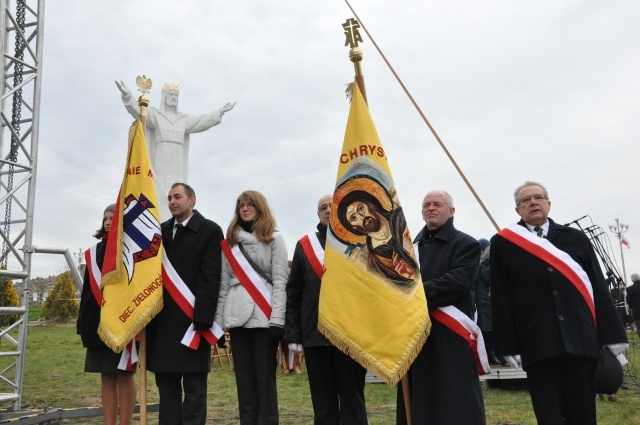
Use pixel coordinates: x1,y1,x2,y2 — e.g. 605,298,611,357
26,0,639,283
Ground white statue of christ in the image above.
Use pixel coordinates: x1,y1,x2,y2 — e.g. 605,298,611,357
116,80,235,219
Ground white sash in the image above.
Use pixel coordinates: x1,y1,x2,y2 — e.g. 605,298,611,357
221,240,272,319
161,253,225,349
117,340,139,371
300,233,324,279
499,224,595,323
86,245,102,303
85,243,137,370
430,306,491,375
413,242,491,375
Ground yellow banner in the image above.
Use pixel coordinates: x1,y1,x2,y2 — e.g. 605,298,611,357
319,83,430,386
98,120,163,352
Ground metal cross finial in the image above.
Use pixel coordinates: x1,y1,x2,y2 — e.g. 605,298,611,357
343,18,363,48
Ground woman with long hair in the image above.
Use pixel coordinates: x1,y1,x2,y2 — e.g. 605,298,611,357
216,190,289,424
77,204,137,425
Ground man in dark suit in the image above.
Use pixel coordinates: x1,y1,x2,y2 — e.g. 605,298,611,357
490,180,628,425
149,182,223,425
285,194,368,425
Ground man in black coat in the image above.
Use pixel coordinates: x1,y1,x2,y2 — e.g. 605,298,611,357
148,183,223,425
626,273,640,338
490,180,628,425
396,190,485,425
285,194,368,425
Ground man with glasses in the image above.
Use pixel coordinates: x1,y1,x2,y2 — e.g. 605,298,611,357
490,180,628,424
286,194,369,424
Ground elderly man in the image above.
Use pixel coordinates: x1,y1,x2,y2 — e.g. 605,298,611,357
286,194,368,425
490,181,628,425
396,190,485,425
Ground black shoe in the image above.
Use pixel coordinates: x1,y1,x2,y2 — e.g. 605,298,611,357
488,349,502,365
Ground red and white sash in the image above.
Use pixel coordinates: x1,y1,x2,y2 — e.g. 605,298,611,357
85,245,103,306
300,233,324,279
221,240,272,319
117,340,138,371
413,243,491,375
161,253,225,349
279,339,295,370
430,306,491,375
85,244,138,371
498,224,596,324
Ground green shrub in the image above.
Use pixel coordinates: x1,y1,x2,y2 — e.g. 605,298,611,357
41,271,79,322
0,270,20,327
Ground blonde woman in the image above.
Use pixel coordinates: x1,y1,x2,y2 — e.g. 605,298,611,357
216,190,288,424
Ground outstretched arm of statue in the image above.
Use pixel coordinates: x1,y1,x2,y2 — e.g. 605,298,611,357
221,102,236,114
115,80,141,119
115,81,131,103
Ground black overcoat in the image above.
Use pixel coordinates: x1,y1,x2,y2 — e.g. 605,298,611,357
285,223,332,348
397,217,485,425
626,281,640,321
77,240,108,348
147,209,223,373
490,219,627,369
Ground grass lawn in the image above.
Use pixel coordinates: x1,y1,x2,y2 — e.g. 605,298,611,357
5,323,640,424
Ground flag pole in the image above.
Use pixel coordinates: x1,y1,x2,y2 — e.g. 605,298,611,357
344,0,500,233
350,47,367,104
135,75,151,425
343,19,412,425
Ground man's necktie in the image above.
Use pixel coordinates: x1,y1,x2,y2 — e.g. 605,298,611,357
534,226,544,238
174,223,184,240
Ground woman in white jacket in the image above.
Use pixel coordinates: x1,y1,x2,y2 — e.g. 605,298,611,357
216,190,289,425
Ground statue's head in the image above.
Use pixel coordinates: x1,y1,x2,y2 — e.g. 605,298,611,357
162,82,179,93
160,82,180,111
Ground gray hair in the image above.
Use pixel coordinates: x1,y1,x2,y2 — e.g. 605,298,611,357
426,190,454,208
513,181,549,206
632,273,640,283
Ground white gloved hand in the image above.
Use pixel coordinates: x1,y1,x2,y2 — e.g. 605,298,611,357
288,343,302,353
504,355,519,369
605,343,629,356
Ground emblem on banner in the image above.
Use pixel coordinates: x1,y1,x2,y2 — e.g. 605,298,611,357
122,193,161,283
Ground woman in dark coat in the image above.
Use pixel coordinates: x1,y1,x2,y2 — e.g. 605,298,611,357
77,204,136,425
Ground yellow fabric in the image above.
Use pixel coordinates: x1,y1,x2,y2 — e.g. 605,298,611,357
318,83,430,386
98,120,164,352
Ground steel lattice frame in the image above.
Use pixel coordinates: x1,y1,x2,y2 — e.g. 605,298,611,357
0,0,44,411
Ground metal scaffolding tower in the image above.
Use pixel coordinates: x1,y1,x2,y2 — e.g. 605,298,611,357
0,0,44,411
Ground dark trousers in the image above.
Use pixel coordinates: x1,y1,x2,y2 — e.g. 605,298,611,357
155,372,208,425
305,346,368,425
526,355,597,425
229,327,279,425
